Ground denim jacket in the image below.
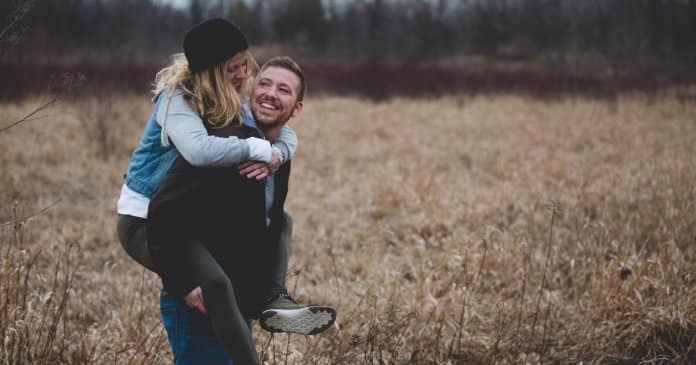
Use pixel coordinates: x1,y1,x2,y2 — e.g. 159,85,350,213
124,93,178,197
122,91,297,199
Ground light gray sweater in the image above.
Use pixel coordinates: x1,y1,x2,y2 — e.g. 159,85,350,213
116,88,297,218
158,88,297,166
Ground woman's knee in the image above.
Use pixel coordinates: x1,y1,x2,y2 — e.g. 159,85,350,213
201,271,234,295
116,214,132,246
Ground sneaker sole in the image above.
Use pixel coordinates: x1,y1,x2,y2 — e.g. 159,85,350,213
260,306,336,335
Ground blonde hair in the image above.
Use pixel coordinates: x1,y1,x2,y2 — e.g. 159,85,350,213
153,51,258,128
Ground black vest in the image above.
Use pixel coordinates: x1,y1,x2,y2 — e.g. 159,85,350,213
147,119,291,316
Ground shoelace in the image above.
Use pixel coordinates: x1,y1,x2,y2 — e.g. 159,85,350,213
267,289,298,305
278,292,298,304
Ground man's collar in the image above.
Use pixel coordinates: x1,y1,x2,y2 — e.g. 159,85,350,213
241,103,256,128
241,103,265,138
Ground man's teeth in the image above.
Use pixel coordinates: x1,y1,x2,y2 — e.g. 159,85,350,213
261,102,277,110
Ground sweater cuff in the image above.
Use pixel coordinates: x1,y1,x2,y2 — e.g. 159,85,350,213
247,137,272,162
271,146,285,164
272,142,290,163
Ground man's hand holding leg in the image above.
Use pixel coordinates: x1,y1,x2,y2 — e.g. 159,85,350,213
185,286,207,315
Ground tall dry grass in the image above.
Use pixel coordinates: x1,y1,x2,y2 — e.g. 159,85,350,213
0,89,694,364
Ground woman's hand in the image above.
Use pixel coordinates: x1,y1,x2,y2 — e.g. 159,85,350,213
184,286,207,315
238,160,271,180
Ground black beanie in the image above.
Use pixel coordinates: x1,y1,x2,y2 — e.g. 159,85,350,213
184,18,248,74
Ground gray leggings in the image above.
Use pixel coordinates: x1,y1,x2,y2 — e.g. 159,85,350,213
116,213,293,364
116,213,292,292
187,239,259,364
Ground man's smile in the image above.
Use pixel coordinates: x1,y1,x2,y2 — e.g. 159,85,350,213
260,101,279,111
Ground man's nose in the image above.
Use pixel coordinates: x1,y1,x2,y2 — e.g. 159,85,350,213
265,85,279,98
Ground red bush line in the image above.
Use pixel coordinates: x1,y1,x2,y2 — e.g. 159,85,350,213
0,63,159,99
0,62,692,100
302,61,694,99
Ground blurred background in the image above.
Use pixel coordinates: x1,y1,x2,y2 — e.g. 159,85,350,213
1,2,695,364
2,0,695,98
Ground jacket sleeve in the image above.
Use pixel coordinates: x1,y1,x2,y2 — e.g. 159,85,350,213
272,125,298,162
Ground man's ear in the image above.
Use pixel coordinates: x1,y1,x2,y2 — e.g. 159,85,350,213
291,101,303,118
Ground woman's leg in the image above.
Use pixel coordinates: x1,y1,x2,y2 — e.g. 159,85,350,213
188,240,260,365
117,214,156,272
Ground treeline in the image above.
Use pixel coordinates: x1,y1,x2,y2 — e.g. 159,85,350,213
1,0,695,70
1,0,695,99
0,0,188,64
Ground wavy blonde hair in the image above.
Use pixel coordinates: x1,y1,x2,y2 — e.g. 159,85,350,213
153,51,258,127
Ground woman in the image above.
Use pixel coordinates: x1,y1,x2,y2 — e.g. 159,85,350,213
116,18,295,364
117,19,295,273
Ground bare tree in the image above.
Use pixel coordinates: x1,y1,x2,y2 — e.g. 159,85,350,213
0,0,35,49
0,0,45,134
2,0,696,77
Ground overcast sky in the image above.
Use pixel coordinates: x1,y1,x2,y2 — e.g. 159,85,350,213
156,0,188,9
156,0,355,11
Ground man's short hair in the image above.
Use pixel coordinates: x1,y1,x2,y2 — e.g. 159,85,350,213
259,56,306,102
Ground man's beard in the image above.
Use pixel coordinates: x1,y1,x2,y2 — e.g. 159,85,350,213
259,118,283,130
253,104,295,131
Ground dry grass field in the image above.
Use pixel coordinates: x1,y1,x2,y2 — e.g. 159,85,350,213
0,90,694,364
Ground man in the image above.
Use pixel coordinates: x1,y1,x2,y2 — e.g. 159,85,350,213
237,56,337,335
154,56,336,365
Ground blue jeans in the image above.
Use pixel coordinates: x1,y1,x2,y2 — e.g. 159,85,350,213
160,290,252,365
